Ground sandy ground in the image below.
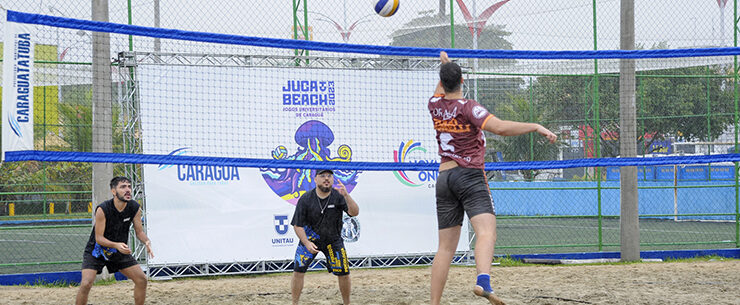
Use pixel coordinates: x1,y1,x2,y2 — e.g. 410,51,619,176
1,260,739,305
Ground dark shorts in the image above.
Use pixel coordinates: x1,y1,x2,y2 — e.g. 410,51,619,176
293,239,350,275
82,251,139,274
436,166,495,229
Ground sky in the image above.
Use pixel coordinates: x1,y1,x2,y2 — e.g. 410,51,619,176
0,0,735,64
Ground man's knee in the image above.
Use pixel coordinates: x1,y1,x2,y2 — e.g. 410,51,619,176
122,266,148,287
476,229,497,241
131,273,147,287
79,271,96,290
78,278,94,291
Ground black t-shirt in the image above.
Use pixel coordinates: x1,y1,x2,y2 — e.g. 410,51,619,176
290,188,348,244
84,199,140,254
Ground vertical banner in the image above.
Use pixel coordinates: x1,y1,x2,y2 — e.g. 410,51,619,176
2,21,35,161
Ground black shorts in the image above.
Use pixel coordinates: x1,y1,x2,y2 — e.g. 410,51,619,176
435,166,495,229
293,239,349,275
82,251,139,274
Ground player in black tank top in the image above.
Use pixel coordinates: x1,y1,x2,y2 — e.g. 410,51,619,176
76,177,155,305
83,198,139,255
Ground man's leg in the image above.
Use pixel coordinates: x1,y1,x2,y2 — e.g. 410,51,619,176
119,265,148,305
430,225,461,305
291,271,305,305
469,213,496,275
337,274,351,305
75,269,98,305
469,213,505,305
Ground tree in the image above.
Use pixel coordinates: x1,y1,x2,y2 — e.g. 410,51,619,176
0,84,126,215
488,94,562,180
534,64,734,158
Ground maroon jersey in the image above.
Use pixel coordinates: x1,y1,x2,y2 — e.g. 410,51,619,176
428,95,493,169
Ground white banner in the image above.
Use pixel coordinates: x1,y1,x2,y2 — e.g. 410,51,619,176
138,65,469,265
1,21,35,160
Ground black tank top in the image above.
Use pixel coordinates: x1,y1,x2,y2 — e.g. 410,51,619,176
84,199,140,254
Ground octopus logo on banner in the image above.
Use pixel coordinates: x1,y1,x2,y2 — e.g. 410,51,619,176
394,140,437,187
261,120,360,205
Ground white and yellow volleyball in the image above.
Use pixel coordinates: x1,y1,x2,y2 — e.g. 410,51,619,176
374,0,400,17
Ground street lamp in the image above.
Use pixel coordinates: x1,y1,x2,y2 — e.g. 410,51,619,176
48,6,64,61
454,0,511,100
717,0,729,46
48,6,90,61
59,30,89,61
301,10,374,43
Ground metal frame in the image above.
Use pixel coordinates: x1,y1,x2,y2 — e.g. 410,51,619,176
120,51,443,70
118,53,145,200
148,254,473,279
118,52,149,262
116,51,474,278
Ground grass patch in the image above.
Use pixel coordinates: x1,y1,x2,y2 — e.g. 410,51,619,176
663,255,737,263
496,255,738,267
14,274,123,288
494,256,531,267
19,279,75,288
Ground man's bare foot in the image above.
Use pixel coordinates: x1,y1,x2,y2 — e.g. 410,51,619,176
473,285,506,305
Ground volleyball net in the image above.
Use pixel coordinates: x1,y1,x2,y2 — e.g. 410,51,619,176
1,8,739,277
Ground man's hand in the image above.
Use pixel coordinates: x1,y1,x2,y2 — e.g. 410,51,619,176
305,241,319,254
440,51,451,64
536,125,558,144
144,240,155,259
116,242,132,255
335,181,348,197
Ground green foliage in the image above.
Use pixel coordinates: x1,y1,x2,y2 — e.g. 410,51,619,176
476,78,527,112
0,84,128,215
533,62,734,157
58,103,93,152
488,94,562,180
637,66,734,143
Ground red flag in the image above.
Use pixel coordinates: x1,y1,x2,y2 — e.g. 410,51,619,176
717,0,729,9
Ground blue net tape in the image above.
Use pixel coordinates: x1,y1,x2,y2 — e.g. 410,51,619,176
6,10,740,171
5,150,740,171
8,10,740,59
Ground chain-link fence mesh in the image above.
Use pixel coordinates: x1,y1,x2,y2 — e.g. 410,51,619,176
1,0,739,274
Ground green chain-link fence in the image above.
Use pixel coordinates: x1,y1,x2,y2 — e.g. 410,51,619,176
1,0,739,274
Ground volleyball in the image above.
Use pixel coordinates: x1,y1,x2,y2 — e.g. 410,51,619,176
374,0,400,17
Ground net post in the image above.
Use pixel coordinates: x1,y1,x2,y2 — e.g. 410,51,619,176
592,0,604,251
91,0,114,222
619,0,640,262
